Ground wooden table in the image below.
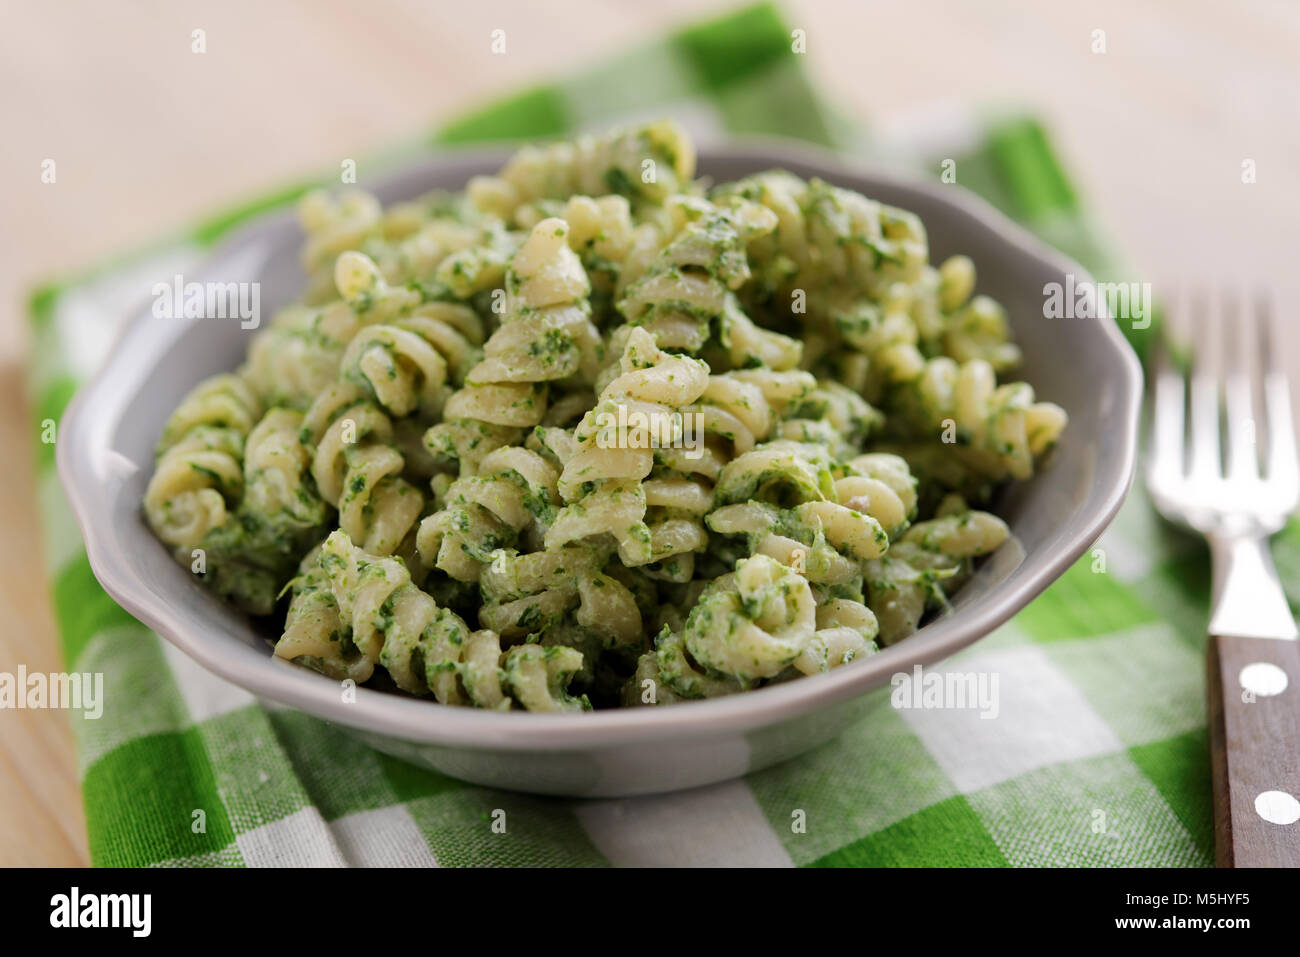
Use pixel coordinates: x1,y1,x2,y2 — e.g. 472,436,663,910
3,0,1297,867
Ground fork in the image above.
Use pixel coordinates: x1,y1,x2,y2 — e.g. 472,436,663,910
1147,292,1300,867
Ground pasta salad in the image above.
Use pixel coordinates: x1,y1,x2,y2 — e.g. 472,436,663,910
144,121,1066,712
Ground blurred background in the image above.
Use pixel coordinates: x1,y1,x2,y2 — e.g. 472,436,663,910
2,0,1297,865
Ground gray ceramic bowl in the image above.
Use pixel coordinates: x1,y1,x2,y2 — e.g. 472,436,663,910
57,141,1141,797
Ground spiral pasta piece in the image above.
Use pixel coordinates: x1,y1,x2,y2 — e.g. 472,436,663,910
332,251,484,418
707,450,918,599
707,502,861,586
514,194,638,317
276,530,591,710
416,446,559,581
718,172,929,305
633,626,746,703
245,248,483,415
186,410,329,615
777,501,882,565
865,503,1010,645
628,366,798,502
691,373,772,457
502,644,590,712
832,452,918,539
463,218,601,388
638,368,814,581
245,301,360,410
779,379,883,450
943,294,1021,373
791,596,880,675
477,545,643,655
298,188,383,294
423,418,524,477
617,196,800,368
623,645,684,706
417,217,603,574
424,216,600,479
300,382,424,558
366,191,489,286
714,172,942,396
145,373,263,548
467,120,696,221
548,327,709,567
236,408,329,542
896,356,1068,482
829,290,927,386
713,438,837,507
683,554,817,682
433,222,519,300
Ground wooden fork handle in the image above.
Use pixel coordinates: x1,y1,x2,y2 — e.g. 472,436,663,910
1207,633,1300,867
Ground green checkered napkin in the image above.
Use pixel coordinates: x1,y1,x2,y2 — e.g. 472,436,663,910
31,2,1300,866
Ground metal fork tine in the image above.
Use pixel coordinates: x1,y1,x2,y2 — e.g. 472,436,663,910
1259,293,1300,497
1223,291,1258,480
1150,296,1186,482
1188,292,1223,480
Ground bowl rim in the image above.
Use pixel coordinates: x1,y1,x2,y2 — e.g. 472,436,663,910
56,138,1142,751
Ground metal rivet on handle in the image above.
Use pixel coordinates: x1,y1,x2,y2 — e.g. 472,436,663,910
1239,662,1289,698
1255,790,1300,826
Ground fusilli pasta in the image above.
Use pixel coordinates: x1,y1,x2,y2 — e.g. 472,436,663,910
145,121,1067,711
